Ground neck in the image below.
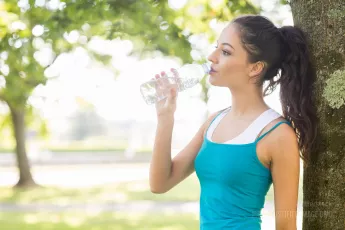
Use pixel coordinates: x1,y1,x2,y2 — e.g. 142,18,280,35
228,87,269,118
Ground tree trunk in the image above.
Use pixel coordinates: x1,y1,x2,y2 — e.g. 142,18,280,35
290,1,345,229
9,105,37,188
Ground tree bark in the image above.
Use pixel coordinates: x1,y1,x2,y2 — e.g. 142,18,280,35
290,0,345,229
9,105,37,188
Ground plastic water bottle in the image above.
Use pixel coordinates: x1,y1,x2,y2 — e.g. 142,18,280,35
140,63,210,105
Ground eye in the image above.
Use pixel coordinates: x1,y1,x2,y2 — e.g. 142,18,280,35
222,50,231,56
213,44,231,56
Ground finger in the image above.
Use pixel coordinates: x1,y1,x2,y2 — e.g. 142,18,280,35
160,71,169,82
154,74,164,96
160,71,175,101
155,74,160,87
160,71,169,84
166,86,177,105
170,68,181,90
170,68,179,78
161,71,174,89
155,74,163,88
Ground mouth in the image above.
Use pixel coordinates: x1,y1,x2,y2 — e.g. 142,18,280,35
209,67,217,74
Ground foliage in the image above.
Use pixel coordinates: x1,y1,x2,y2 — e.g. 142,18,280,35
0,0,258,130
0,0,258,186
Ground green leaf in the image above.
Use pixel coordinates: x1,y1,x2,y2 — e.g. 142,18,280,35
0,0,259,138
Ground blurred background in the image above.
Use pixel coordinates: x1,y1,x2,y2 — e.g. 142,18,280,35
0,0,303,229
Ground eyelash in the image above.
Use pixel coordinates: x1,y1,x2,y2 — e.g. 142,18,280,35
214,45,231,56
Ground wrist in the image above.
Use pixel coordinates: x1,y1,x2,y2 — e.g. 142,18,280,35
157,113,174,122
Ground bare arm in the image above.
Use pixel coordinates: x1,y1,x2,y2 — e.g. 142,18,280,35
149,112,218,193
149,68,223,193
270,124,300,230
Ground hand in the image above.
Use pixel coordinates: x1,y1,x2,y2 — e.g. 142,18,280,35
154,68,179,118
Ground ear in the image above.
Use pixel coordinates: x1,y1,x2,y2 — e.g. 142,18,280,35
249,61,265,78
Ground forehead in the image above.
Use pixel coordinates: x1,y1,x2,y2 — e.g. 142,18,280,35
218,23,241,47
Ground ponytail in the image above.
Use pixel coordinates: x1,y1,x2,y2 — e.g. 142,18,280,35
278,26,318,162
232,16,319,163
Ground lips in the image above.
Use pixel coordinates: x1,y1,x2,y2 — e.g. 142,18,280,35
209,66,217,74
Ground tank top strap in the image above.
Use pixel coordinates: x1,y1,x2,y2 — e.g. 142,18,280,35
255,120,292,143
225,109,281,144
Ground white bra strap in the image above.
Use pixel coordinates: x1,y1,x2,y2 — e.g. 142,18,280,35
206,107,231,140
224,109,282,144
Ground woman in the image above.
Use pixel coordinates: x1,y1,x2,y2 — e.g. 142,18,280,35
149,15,317,230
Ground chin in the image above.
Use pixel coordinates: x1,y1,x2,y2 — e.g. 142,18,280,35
208,75,217,86
208,75,224,87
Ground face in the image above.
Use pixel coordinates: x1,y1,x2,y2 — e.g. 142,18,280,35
207,23,258,89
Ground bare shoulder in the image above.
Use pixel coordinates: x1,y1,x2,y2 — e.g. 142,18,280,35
260,116,296,139
257,116,298,161
263,118,299,158
268,119,297,145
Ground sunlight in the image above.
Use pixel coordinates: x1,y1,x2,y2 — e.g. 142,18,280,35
126,181,148,192
63,215,86,227
23,214,39,224
49,214,61,224
168,0,187,10
32,25,44,37
106,192,128,203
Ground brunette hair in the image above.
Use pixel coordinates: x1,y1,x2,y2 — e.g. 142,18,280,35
232,15,318,162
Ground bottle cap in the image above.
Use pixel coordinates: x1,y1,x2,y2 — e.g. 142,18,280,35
201,63,211,74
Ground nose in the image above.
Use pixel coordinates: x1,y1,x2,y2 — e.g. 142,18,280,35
207,49,218,64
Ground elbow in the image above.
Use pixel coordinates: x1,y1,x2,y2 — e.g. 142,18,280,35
149,172,172,194
149,181,169,194
149,175,170,194
150,188,165,194
150,186,167,194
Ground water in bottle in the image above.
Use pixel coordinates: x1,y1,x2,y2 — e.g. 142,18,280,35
140,63,210,105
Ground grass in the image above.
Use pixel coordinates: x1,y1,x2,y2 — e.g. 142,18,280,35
0,211,199,230
0,172,302,204
0,175,200,204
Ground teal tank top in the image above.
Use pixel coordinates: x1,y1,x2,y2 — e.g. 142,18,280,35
194,110,291,230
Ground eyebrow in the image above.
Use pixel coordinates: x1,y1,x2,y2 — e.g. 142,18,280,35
221,42,235,50
217,40,235,50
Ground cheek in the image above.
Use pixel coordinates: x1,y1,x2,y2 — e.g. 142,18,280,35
208,58,248,86
224,59,246,73
221,60,246,80
221,60,249,84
